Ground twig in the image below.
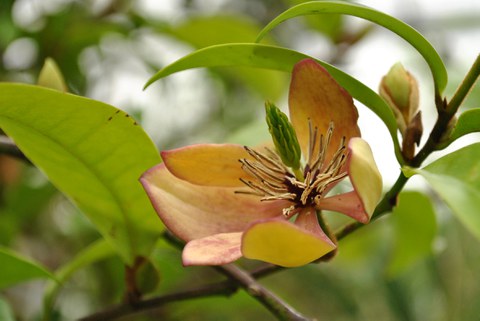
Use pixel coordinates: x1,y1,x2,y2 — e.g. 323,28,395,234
216,264,313,321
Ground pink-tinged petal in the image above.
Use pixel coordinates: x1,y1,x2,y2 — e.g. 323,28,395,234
140,164,287,241
182,232,243,266
162,144,252,187
289,59,361,162
317,191,369,223
241,217,336,267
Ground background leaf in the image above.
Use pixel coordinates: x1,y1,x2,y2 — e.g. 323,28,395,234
145,43,403,163
0,84,163,264
439,108,480,148
407,143,480,240
255,0,448,95
43,239,115,314
387,191,437,277
0,247,55,289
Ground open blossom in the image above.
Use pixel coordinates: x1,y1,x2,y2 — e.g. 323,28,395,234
141,59,382,267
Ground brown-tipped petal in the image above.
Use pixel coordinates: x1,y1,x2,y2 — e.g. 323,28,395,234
289,59,360,162
242,216,336,267
182,232,243,266
161,144,252,187
140,164,286,241
347,138,383,220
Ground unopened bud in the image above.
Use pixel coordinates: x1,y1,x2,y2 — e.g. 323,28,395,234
37,58,68,92
379,63,419,135
265,101,301,170
402,111,423,161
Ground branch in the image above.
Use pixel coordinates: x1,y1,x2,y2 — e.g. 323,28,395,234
216,264,312,321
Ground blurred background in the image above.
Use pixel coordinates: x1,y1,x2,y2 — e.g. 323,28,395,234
0,0,479,320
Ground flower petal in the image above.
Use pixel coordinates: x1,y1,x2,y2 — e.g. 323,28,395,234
162,144,252,187
140,164,286,241
241,217,336,267
320,137,382,223
289,59,361,162
182,232,243,266
317,191,369,223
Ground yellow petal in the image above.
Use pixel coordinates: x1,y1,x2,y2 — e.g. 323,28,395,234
37,58,68,92
347,138,383,218
182,232,243,266
289,59,360,162
140,164,287,241
162,144,252,187
242,217,336,267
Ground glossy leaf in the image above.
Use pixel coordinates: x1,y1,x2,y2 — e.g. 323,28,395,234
43,239,115,313
166,15,286,98
144,43,403,163
256,1,448,95
387,191,436,277
0,247,55,289
0,84,163,264
438,108,480,148
404,143,480,240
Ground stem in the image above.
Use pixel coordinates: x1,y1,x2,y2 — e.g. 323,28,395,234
336,172,408,241
446,54,480,115
216,264,312,321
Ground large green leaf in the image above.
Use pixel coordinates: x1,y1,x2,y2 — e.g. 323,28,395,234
165,15,286,98
0,298,15,321
387,191,436,277
0,247,55,289
144,43,403,163
404,143,480,240
0,84,163,264
438,108,480,149
256,1,448,95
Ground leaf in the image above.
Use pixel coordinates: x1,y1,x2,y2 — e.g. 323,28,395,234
405,143,480,240
256,1,448,95
0,298,16,321
166,15,286,98
0,247,55,289
43,239,115,313
144,43,403,163
387,191,436,277
0,84,163,264
438,108,480,148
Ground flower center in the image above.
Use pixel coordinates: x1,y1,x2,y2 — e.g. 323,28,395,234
237,122,347,217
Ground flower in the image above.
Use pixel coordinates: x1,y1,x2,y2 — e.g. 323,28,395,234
141,59,382,268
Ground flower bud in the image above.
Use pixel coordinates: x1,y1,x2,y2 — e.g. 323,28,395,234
265,101,301,170
37,58,68,92
379,63,419,135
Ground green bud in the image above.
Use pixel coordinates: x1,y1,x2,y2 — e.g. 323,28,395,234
265,101,301,170
379,63,419,135
37,58,68,92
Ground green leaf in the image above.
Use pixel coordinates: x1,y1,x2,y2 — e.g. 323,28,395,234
408,143,480,240
256,1,448,95
0,298,16,321
0,84,163,264
387,191,436,277
0,247,55,289
166,15,286,98
439,108,480,148
43,239,115,314
144,43,403,163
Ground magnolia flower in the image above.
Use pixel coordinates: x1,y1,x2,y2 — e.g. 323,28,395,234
141,59,382,268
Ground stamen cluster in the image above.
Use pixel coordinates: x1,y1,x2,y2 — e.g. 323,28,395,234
238,122,348,217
